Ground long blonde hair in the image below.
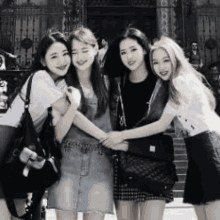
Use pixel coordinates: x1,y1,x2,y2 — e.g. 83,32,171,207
150,36,216,110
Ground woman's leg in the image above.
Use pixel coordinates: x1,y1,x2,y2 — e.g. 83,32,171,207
116,201,139,220
84,212,105,220
194,205,207,220
204,200,220,220
139,200,166,220
11,198,26,220
0,199,11,220
56,210,78,220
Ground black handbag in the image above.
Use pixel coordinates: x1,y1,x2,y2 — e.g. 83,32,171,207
118,151,178,194
1,73,62,219
114,80,178,194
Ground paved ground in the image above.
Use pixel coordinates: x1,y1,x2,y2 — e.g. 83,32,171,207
45,198,198,220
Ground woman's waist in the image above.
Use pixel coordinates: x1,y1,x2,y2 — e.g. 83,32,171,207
174,112,220,137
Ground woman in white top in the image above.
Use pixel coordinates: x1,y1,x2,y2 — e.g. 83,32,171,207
101,36,220,220
0,31,108,220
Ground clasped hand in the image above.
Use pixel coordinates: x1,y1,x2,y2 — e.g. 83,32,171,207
65,86,81,108
100,132,128,151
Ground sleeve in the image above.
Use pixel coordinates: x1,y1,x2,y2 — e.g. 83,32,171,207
173,76,194,102
28,71,64,111
163,100,179,116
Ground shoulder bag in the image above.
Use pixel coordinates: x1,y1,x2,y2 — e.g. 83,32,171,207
114,80,178,194
0,73,62,219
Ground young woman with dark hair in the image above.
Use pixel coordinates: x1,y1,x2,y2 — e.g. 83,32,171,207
0,30,110,219
103,28,176,220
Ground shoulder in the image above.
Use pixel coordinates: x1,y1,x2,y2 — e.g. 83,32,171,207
173,74,196,94
33,70,53,84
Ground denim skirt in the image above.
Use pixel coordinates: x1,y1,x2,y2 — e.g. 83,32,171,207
47,140,114,214
184,131,220,205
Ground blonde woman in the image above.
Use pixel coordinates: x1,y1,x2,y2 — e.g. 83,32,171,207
102,36,220,220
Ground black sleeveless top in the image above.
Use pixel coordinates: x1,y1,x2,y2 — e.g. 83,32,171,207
122,73,157,129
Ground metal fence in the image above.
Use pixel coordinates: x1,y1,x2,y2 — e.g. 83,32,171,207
0,0,219,68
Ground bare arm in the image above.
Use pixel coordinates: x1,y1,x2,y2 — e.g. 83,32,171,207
73,111,107,140
52,90,107,142
101,106,175,147
122,112,174,140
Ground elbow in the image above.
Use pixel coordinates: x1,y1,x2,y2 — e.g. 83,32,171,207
55,134,63,144
56,136,63,144
55,128,63,144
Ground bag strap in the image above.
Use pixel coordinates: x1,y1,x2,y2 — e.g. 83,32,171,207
25,73,35,108
116,81,127,129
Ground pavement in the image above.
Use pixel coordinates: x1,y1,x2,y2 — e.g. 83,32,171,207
44,198,198,220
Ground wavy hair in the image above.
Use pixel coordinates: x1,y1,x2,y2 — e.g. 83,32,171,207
150,36,216,109
66,26,108,118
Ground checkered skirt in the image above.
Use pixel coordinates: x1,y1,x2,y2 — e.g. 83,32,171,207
113,156,174,203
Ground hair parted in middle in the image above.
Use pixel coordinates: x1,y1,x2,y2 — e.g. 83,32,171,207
66,26,108,118
104,27,152,79
150,36,216,109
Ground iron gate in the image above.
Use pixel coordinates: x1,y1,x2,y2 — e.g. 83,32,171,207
0,0,219,68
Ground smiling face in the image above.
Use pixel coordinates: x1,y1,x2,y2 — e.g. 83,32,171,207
71,39,98,72
191,43,198,51
41,42,71,80
152,48,173,81
119,38,146,72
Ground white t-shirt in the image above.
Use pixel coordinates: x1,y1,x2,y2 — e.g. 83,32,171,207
164,75,220,137
0,70,64,130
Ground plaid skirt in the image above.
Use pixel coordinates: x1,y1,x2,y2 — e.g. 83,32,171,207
113,155,174,203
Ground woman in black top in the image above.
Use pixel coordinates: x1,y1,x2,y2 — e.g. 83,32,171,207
103,28,176,220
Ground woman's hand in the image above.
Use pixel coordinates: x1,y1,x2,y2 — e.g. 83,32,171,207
112,141,128,151
65,86,81,108
100,131,125,147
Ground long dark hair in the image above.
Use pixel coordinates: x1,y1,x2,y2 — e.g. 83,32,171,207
104,28,152,80
66,26,108,118
32,31,71,73
104,28,169,124
8,31,70,106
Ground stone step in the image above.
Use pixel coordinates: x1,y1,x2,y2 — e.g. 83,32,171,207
176,167,187,174
174,149,187,155
174,182,185,190
174,161,188,167
177,174,186,182
175,154,188,160
173,190,184,197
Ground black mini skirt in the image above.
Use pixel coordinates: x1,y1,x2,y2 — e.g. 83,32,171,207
184,131,220,205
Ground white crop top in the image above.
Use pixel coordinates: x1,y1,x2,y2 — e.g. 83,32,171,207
164,75,220,137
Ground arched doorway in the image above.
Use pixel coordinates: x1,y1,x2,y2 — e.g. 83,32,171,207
86,0,157,45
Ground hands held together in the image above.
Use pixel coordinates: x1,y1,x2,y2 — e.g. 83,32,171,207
100,131,128,152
